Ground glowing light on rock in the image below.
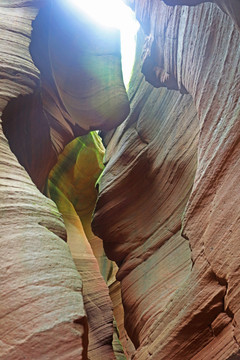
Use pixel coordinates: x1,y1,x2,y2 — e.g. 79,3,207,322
66,0,139,87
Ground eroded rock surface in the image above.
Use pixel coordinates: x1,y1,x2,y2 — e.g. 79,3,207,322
0,2,88,359
0,1,129,359
1,0,239,359
93,38,200,356
3,0,130,192
48,133,117,359
93,1,240,359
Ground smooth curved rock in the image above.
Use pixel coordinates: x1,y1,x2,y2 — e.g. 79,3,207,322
0,2,88,359
48,133,117,359
49,1,130,132
1,0,239,359
93,1,240,358
0,1,130,358
3,0,130,191
93,28,200,354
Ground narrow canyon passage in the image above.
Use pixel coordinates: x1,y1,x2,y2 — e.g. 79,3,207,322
0,1,239,359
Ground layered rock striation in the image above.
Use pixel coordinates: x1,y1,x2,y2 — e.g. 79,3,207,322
0,0,239,359
93,1,240,359
0,2,88,359
0,1,129,359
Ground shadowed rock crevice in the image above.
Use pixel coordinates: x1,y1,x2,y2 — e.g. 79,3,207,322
2,92,57,192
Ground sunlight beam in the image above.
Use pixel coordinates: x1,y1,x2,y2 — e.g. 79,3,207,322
64,0,139,87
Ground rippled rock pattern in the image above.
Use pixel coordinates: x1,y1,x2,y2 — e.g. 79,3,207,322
0,2,88,359
0,0,128,359
93,1,240,359
48,133,118,359
0,0,239,359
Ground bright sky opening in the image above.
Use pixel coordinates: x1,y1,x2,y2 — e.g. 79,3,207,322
66,0,139,87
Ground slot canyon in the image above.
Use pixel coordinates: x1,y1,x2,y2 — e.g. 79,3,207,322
0,0,239,359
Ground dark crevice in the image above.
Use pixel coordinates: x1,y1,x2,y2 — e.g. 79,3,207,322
2,4,57,193
203,247,240,352
2,3,87,193
2,91,57,192
38,219,67,243
73,316,89,360
227,352,240,360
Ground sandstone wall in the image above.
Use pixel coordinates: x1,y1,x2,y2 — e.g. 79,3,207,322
0,0,239,359
93,1,240,358
0,2,88,359
0,1,129,359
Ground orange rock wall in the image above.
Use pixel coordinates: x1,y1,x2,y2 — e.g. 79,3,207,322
93,1,240,359
0,0,239,359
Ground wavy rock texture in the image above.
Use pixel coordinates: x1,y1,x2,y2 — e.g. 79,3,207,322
0,128,88,359
110,280,136,359
3,0,130,192
0,1,130,359
47,133,118,359
93,44,200,357
162,0,240,32
0,1,88,359
47,132,135,359
93,1,240,359
1,0,239,359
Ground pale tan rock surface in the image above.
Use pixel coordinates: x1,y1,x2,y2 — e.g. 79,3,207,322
0,2,88,359
0,1,129,359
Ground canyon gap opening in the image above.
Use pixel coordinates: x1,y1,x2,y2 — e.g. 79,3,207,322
62,0,139,88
